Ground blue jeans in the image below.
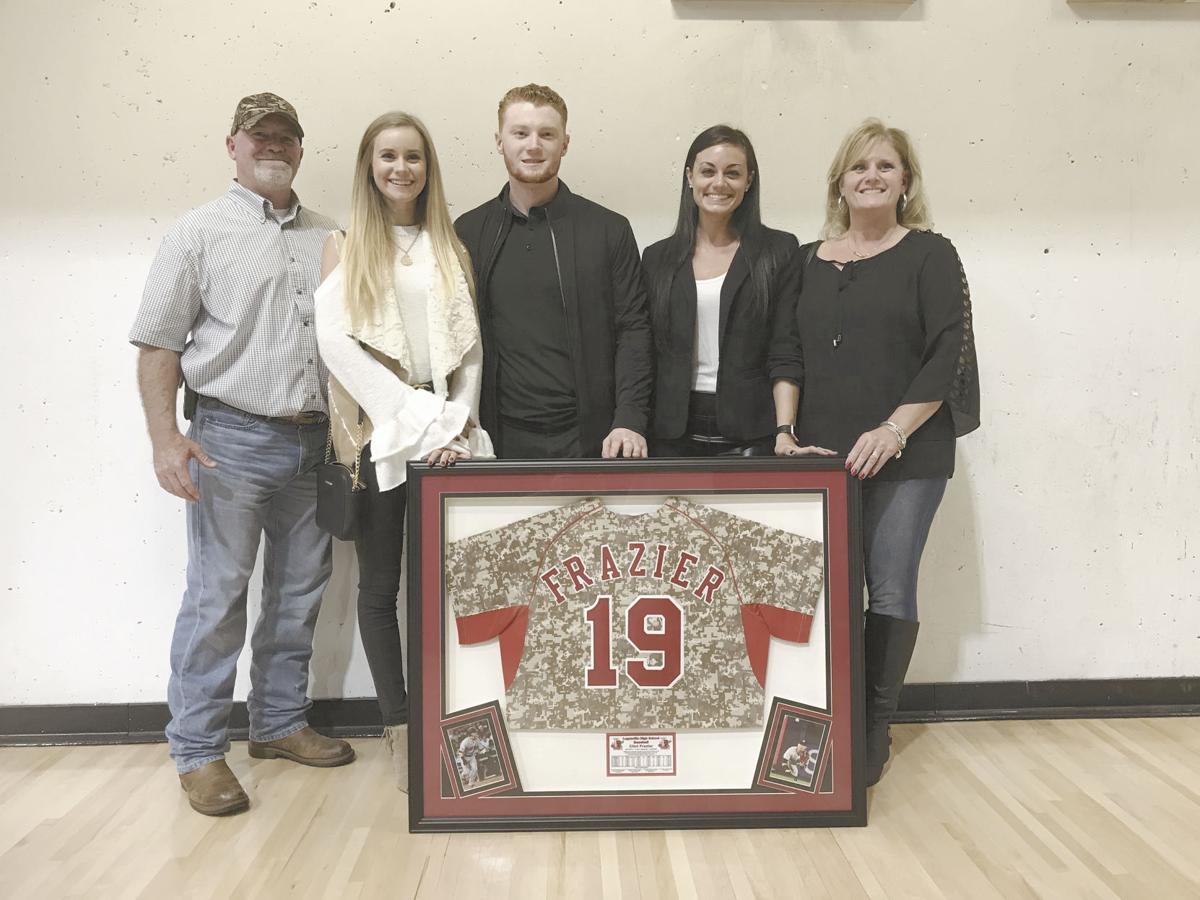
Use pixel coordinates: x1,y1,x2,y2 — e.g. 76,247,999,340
861,477,948,622
166,399,332,774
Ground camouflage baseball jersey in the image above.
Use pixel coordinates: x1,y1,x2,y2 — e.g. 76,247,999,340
448,497,823,730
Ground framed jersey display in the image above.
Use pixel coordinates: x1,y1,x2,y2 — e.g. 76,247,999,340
406,458,865,831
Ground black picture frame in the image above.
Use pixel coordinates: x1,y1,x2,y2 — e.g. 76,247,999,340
438,700,520,799
406,458,864,832
755,697,835,794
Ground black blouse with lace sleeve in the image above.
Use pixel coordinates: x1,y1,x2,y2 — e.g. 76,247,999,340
792,230,979,481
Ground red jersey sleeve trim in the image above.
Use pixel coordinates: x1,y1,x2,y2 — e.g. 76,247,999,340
739,604,815,687
455,605,531,689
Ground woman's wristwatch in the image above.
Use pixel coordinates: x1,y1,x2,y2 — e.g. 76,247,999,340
775,424,796,439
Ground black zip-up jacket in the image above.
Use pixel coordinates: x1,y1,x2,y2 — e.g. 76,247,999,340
454,182,653,455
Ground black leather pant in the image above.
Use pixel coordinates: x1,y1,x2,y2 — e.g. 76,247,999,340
353,444,408,726
654,391,772,457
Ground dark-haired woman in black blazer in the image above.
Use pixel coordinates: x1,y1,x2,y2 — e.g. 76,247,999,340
642,125,835,457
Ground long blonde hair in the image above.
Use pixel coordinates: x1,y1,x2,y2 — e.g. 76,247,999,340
341,112,474,326
820,118,932,239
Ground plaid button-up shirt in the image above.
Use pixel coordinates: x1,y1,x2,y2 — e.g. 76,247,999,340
129,180,339,417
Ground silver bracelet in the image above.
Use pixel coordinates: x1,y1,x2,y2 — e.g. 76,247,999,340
881,420,908,456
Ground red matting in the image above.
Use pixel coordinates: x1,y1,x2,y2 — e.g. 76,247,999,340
418,468,853,820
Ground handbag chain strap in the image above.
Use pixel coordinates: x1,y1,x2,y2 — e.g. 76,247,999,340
323,405,366,492
322,326,369,491
350,407,364,489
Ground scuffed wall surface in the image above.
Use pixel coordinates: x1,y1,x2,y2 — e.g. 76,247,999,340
1,0,1197,703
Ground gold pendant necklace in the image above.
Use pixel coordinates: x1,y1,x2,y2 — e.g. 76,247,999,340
398,225,423,266
849,226,896,260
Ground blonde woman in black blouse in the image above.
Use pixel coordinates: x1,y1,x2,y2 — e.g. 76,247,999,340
774,119,980,786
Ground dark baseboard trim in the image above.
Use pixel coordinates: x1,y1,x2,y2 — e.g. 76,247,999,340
2,679,1198,746
0,698,385,747
894,677,1200,723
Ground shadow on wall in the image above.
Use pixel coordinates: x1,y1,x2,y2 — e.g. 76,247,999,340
909,452,984,681
1067,2,1200,22
309,539,362,698
309,533,411,702
671,0,924,22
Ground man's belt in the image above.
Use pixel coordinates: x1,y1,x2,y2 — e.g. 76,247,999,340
198,396,328,426
269,410,329,426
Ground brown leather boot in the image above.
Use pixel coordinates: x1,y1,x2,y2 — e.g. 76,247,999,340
248,726,356,767
179,759,249,816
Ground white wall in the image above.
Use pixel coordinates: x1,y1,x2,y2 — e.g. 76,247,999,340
2,0,1197,705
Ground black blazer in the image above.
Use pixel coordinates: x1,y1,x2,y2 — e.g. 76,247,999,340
455,182,654,454
642,227,804,441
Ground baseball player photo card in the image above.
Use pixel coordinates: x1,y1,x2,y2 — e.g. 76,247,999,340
406,458,866,832
754,699,834,795
439,701,520,799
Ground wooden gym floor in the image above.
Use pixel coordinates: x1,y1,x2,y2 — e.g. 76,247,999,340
1,717,1198,899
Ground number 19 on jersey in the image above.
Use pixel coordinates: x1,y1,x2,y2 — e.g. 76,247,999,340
584,595,685,689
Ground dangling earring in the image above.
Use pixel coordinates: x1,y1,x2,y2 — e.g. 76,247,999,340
899,192,908,213
837,195,846,208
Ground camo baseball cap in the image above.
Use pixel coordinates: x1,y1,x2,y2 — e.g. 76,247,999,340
230,92,304,138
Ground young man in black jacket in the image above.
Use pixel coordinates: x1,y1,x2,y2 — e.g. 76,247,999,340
454,84,653,459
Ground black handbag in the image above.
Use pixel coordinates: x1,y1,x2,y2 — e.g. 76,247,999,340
316,406,365,540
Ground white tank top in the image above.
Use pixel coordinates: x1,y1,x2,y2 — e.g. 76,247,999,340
391,224,433,384
691,272,725,393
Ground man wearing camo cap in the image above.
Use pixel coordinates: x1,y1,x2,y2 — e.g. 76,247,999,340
130,92,353,817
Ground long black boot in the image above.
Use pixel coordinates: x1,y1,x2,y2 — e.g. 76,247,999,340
864,611,920,786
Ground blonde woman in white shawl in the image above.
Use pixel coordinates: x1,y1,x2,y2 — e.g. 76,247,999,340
315,111,490,791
